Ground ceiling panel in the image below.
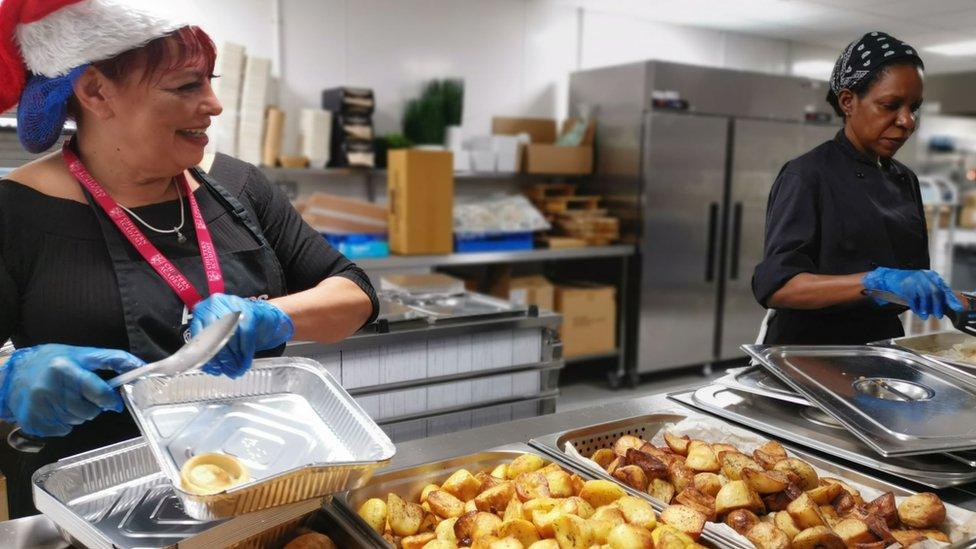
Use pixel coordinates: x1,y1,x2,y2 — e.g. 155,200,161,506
877,0,976,18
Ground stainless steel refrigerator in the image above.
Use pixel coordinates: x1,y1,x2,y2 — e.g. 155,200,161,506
569,61,838,373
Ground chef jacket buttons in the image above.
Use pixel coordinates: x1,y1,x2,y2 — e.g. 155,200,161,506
855,171,865,179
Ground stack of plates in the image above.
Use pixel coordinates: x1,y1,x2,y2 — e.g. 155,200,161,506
673,345,976,488
237,56,271,166
300,109,332,168
210,43,246,157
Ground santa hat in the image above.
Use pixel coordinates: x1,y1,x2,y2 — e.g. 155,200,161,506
0,0,186,152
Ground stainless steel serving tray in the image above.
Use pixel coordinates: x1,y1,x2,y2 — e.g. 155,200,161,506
671,384,976,487
32,437,324,549
714,366,812,406
122,357,396,520
878,330,976,373
743,344,976,457
332,443,737,549
396,291,526,323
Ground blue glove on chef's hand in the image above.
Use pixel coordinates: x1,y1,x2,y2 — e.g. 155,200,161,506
190,293,294,378
0,344,145,437
862,267,962,320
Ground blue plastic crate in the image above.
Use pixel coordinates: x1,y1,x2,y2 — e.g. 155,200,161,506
455,232,534,253
324,233,390,259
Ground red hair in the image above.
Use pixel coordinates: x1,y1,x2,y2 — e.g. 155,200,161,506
93,25,217,84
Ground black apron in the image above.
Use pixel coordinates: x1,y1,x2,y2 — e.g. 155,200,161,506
0,163,287,518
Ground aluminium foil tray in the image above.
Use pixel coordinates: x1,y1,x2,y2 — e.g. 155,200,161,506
122,357,395,520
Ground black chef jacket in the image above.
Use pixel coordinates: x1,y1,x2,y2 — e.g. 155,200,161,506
752,130,929,345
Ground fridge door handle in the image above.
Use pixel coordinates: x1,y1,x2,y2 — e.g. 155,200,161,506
730,202,743,280
706,202,719,282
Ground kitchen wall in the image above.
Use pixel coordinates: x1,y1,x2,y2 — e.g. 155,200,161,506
172,0,840,156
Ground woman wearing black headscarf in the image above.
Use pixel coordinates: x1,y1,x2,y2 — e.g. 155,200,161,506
752,31,960,345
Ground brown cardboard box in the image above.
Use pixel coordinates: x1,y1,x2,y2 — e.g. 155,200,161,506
492,117,594,175
555,283,616,358
491,275,555,311
300,192,388,234
387,150,454,254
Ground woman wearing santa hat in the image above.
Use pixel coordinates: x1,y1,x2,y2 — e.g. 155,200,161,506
0,0,378,516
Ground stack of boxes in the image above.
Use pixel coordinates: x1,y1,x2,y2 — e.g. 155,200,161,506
526,183,620,247
322,87,376,168
237,57,272,166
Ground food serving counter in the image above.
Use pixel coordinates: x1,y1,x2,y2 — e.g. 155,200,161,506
10,388,976,548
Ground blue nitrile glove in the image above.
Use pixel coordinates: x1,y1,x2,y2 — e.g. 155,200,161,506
0,344,145,437
862,267,963,320
190,293,294,378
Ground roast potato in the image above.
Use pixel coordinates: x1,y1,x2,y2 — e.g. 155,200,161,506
514,471,551,502
474,482,514,514
434,517,458,543
786,493,826,529
724,508,760,536
741,468,790,495
418,512,439,533
685,444,721,473
791,525,845,549
660,504,707,540
745,522,791,549
475,471,503,492
579,479,627,508
720,452,763,481
545,469,574,498
832,517,877,546
454,511,503,542
865,492,899,528
502,496,523,522
664,432,691,455
389,492,425,537
614,435,646,457
714,480,764,517
897,492,946,529
674,487,716,522
357,497,388,533
490,464,508,479
753,440,788,470
651,524,695,547
773,510,800,540
526,541,559,549
711,443,739,457
420,484,440,503
692,472,725,497
442,469,482,501
625,448,669,479
648,478,676,505
772,458,818,491
591,448,617,469
428,490,465,519
507,454,546,478
282,532,336,549
552,513,594,549
401,532,437,549
667,462,696,493
762,483,802,512
496,518,540,546
612,464,648,491
606,523,654,548
420,540,455,549
557,496,595,519
615,495,657,529
807,483,843,505
889,529,927,546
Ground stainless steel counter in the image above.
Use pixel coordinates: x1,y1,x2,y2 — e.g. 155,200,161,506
10,386,976,547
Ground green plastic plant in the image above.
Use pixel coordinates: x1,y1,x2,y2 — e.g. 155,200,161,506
403,79,464,145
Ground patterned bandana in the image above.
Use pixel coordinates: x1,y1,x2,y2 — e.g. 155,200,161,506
829,31,923,94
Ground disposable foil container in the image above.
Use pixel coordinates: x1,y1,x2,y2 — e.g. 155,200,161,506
32,437,323,549
122,357,395,520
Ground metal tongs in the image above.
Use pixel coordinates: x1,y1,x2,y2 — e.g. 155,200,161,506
863,289,976,336
7,312,241,452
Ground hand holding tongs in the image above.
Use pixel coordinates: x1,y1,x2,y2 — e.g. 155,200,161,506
863,289,976,337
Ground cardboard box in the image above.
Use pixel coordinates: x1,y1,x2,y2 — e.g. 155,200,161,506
487,274,554,311
555,283,616,358
492,117,594,175
387,150,454,254
300,192,387,234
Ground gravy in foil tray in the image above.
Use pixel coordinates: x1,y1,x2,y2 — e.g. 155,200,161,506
561,413,976,548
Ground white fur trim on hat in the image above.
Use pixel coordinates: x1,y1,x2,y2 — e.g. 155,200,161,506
15,0,187,78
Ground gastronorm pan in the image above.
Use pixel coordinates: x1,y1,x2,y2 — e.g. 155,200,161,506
671,384,976,488
877,330,976,373
122,357,395,520
32,437,324,549
529,406,976,544
743,344,976,457
714,366,811,406
333,443,736,549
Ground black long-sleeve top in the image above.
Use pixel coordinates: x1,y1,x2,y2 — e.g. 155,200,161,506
752,130,928,345
0,153,379,353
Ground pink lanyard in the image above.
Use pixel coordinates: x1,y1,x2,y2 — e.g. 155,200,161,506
62,142,224,308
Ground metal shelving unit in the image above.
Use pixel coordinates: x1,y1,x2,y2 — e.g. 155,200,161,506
357,244,634,270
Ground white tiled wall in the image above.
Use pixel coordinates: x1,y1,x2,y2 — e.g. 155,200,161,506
171,0,843,158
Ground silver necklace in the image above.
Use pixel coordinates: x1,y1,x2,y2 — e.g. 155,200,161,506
118,179,187,243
